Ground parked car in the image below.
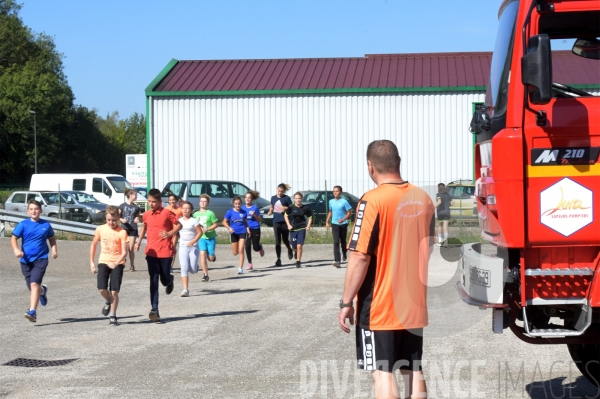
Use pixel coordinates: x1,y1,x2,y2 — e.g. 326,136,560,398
29,173,145,206
259,190,360,227
59,191,107,224
446,179,477,219
5,191,89,223
160,180,270,220
135,186,148,199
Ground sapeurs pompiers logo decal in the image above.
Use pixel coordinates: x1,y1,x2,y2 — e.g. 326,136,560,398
540,178,593,236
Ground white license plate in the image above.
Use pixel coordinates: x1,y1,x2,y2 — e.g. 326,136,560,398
262,214,272,218
469,266,491,287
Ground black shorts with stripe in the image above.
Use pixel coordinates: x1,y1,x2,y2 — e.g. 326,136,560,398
355,327,423,372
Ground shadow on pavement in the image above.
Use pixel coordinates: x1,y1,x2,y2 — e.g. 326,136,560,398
218,274,271,281
525,376,599,398
194,288,260,296
123,309,260,324
35,315,142,327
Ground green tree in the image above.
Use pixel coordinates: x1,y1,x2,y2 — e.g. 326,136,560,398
0,0,74,183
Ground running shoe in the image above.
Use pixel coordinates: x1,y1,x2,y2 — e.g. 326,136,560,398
237,267,243,275
109,316,119,326
342,253,347,262
288,249,293,260
181,289,189,297
332,261,340,268
275,259,282,267
296,261,301,268
39,284,48,306
166,280,174,295
24,309,37,322
436,241,442,247
259,245,265,257
129,265,135,272
102,300,111,316
149,309,161,323
202,274,209,282
246,263,253,271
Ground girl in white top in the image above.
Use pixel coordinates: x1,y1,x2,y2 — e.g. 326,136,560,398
178,201,203,297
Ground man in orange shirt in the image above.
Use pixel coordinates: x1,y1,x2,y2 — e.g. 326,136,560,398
338,140,435,399
90,206,128,326
135,189,182,323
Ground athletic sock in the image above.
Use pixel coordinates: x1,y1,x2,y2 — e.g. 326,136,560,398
437,234,442,242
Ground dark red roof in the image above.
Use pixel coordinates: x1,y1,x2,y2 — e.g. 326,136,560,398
149,51,598,93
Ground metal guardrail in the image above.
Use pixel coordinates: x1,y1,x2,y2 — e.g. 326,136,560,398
0,210,97,237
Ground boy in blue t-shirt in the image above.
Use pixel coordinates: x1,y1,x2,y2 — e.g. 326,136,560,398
10,199,58,322
325,186,352,268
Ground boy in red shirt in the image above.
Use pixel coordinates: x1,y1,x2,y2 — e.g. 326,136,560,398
90,206,128,326
135,188,182,323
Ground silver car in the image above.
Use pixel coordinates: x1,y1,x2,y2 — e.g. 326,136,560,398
5,191,88,223
59,191,107,224
160,180,270,219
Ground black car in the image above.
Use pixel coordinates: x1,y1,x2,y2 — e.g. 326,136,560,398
259,190,359,227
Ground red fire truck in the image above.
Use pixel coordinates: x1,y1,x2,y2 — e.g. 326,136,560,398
457,0,600,385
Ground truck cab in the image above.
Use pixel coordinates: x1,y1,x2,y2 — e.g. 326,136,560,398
458,0,600,386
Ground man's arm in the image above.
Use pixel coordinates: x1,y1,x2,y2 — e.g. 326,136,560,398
338,251,371,333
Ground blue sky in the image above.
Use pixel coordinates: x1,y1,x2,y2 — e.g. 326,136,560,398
20,1,504,119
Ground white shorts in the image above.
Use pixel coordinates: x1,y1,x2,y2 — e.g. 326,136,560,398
178,245,199,277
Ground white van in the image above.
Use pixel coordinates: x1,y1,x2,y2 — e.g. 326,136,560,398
30,174,144,206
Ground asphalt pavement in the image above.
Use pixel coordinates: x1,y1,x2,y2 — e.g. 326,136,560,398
0,238,597,398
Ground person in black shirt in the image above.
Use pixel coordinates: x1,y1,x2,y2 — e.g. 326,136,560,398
435,183,453,246
119,189,141,271
284,192,313,268
267,183,294,266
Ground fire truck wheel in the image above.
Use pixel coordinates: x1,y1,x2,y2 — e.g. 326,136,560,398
568,343,600,387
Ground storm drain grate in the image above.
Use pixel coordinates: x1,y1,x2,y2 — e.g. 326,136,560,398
2,358,78,368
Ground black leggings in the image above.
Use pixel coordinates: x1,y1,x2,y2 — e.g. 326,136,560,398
331,224,348,262
245,228,262,263
273,221,291,259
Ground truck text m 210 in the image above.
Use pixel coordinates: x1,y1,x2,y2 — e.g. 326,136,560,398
457,0,600,386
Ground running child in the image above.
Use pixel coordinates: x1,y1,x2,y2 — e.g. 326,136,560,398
135,188,182,323
178,201,203,297
267,183,293,266
194,194,218,282
284,192,313,268
165,193,183,274
244,190,265,271
223,196,249,275
11,199,58,322
325,186,352,268
90,206,128,326
119,188,140,272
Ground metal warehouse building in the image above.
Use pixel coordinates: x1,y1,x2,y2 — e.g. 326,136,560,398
144,51,593,198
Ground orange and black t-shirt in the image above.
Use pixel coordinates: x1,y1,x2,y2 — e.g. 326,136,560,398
349,182,435,331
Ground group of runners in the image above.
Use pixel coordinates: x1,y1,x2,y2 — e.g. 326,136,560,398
10,182,353,326
11,140,439,397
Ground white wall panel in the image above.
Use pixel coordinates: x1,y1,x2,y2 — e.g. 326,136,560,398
150,92,485,200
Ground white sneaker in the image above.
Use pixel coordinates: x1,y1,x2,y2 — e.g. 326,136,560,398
237,268,243,275
181,289,189,297
332,261,340,268
436,242,442,247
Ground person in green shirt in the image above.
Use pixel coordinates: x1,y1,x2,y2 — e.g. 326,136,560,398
194,194,219,282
